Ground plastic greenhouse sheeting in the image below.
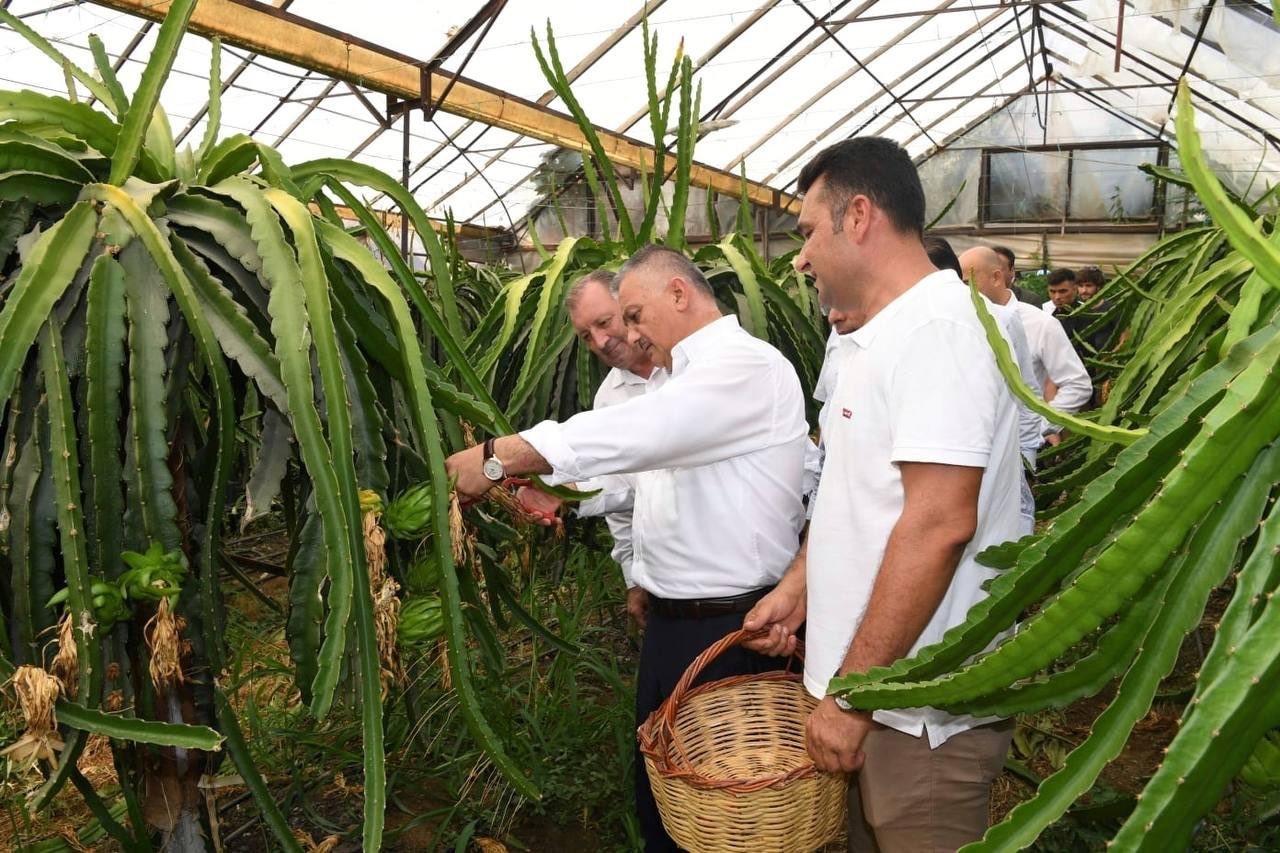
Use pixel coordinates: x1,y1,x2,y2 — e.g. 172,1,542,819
0,0,1276,231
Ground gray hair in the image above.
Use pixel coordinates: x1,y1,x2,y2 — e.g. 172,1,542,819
564,269,616,314
613,244,714,298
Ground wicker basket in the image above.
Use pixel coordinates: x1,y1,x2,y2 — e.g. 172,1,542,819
637,629,847,852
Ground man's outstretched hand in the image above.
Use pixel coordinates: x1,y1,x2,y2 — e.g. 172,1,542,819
509,480,564,527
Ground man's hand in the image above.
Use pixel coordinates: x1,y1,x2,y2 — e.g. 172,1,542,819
805,696,870,773
444,444,496,500
626,586,648,630
1044,431,1063,447
513,484,564,527
742,581,805,657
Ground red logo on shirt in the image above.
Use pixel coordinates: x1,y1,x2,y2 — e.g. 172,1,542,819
841,408,852,419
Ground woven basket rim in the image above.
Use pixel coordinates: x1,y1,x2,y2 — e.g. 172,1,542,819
638,662,829,793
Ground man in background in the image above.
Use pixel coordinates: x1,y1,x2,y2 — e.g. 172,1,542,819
992,245,1040,305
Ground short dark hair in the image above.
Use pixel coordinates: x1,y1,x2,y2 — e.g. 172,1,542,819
1047,268,1077,287
923,235,961,277
991,245,1015,270
614,244,713,297
1076,266,1105,286
797,137,926,237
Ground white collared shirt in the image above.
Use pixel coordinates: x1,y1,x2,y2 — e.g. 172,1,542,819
1041,299,1055,313
1014,301,1093,414
590,366,662,587
805,271,1024,748
522,315,810,599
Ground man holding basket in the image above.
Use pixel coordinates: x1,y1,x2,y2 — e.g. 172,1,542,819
745,137,1022,852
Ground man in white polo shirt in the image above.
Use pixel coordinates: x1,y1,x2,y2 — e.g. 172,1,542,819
745,137,1022,852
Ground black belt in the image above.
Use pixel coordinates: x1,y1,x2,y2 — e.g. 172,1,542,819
647,586,773,620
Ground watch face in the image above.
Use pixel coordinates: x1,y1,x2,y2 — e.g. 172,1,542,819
482,457,504,481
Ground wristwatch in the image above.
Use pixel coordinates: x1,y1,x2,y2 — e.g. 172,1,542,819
833,695,853,711
482,438,506,483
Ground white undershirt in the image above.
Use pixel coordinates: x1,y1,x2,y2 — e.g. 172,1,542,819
589,366,661,588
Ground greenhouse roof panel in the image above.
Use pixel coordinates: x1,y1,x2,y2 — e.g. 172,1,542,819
1,0,1277,231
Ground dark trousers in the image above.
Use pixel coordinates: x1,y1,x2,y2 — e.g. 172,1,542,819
634,609,785,853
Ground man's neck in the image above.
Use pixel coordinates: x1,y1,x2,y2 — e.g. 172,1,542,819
837,247,936,331
991,287,1013,307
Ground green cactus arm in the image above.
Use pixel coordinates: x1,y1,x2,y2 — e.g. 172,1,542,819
107,0,196,185
968,278,1144,445
507,237,583,414
953,438,1274,719
963,444,1280,851
529,22,635,248
317,218,540,801
29,323,100,811
0,201,96,404
1175,80,1280,292
117,242,181,551
170,235,287,413
1111,594,1280,851
82,256,127,584
830,322,1253,690
1191,495,1280,707
205,179,353,718
88,34,129,118
264,190,387,850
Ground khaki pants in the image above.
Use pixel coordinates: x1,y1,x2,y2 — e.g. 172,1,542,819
847,720,1013,853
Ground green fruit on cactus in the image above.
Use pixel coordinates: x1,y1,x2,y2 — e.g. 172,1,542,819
398,595,445,647
383,482,434,540
118,541,187,601
405,551,442,592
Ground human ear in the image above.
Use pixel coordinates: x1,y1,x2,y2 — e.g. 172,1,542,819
846,195,872,239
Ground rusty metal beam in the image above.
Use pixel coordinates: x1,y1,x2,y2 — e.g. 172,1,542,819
89,0,800,214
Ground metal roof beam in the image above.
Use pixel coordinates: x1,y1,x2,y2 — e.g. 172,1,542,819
912,74,1045,163
725,0,961,171
762,7,1015,184
88,0,799,214
1041,4,1280,151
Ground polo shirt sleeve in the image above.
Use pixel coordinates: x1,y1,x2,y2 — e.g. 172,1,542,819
887,319,1001,469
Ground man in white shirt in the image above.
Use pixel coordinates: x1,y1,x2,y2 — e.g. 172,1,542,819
564,269,662,629
978,253,1094,445
744,137,1021,852
446,245,810,852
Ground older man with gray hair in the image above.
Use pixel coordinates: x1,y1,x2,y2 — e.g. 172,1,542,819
562,268,663,628
446,244,811,851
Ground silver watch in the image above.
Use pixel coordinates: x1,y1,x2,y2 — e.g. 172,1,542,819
833,694,853,711
482,438,506,482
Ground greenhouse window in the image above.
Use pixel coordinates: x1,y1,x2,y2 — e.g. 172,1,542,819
980,142,1166,225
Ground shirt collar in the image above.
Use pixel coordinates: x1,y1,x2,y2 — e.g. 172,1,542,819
671,314,740,374
848,270,959,349
601,365,655,391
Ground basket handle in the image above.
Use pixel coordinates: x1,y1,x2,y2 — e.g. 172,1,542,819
662,628,805,720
